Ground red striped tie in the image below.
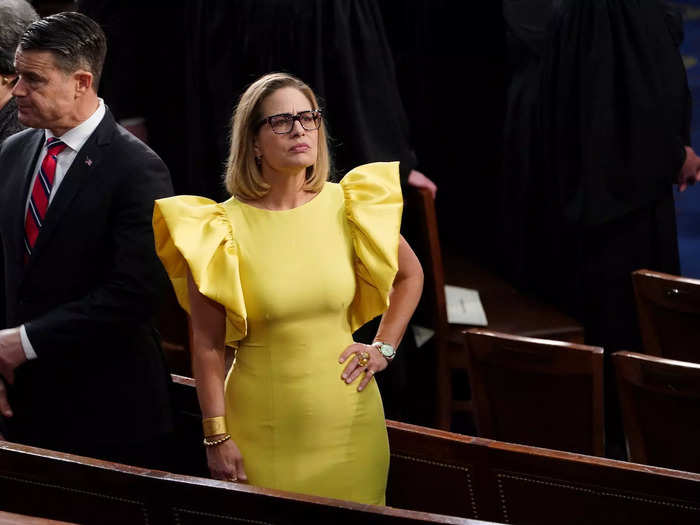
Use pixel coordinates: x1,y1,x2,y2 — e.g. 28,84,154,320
24,137,68,257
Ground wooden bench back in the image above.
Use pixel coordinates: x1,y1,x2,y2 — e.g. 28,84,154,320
613,351,700,472
632,269,700,362
463,329,605,455
0,441,482,525
173,375,700,524
387,420,700,524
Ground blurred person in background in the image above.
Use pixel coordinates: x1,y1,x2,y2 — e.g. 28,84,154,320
0,0,38,143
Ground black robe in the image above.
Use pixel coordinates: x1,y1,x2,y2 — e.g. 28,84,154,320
182,0,417,200
502,0,689,457
501,0,687,348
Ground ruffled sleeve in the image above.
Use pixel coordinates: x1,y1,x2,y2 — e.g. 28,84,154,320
340,162,403,331
153,196,246,346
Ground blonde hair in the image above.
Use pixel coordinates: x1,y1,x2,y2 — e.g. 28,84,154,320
224,73,330,198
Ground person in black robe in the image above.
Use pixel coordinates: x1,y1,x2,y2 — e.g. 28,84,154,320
501,0,700,457
78,1,187,194
182,0,434,195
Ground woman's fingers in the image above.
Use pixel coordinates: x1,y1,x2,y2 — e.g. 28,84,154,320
356,368,375,392
341,354,360,381
338,343,361,364
344,362,364,384
207,441,245,482
235,457,248,482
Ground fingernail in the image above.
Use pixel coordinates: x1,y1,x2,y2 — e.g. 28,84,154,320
358,386,363,392
342,373,347,379
339,358,344,363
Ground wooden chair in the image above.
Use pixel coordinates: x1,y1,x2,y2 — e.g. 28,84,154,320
404,187,584,431
463,328,604,455
632,269,700,362
403,187,456,429
613,351,700,472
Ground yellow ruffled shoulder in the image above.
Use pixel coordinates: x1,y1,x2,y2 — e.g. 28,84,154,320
340,162,403,331
153,196,246,346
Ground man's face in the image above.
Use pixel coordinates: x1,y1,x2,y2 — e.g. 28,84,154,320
12,49,78,131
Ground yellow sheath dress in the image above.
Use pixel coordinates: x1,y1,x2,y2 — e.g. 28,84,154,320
153,162,402,504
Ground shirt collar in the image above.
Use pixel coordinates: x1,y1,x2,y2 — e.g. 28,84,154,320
45,98,106,152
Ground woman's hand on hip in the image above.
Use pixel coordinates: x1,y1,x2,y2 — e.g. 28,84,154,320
339,343,388,392
206,437,248,483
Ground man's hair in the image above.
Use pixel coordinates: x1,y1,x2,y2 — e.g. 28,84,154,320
18,11,107,90
0,0,38,76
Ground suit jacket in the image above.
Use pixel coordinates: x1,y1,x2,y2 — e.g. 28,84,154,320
0,108,174,452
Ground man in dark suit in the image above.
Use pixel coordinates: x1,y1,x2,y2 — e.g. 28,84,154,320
0,12,175,469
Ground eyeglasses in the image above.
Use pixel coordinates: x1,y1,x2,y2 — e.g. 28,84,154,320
258,110,323,134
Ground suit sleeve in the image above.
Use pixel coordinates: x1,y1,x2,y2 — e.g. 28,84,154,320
23,148,174,356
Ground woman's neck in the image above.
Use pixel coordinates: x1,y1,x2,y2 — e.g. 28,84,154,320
257,167,313,210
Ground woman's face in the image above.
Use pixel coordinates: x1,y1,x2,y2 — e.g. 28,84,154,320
254,87,319,176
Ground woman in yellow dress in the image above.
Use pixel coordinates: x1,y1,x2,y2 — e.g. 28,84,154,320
152,73,423,505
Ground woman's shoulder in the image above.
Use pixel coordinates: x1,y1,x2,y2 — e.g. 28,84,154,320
338,162,402,212
153,195,235,248
339,162,401,192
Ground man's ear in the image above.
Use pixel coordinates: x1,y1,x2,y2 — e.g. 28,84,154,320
74,70,94,95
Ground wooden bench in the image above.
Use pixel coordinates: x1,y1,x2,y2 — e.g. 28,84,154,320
387,420,700,524
0,441,491,525
173,375,700,524
2,376,698,524
0,511,76,525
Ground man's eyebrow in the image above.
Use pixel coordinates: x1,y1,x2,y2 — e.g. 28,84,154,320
20,71,42,80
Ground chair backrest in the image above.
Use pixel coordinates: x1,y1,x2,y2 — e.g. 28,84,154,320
613,351,700,472
632,269,700,362
463,329,605,455
403,186,449,335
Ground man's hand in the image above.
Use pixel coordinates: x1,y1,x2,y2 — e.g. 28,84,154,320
0,328,26,422
0,328,26,386
0,379,11,420
407,169,438,199
678,146,700,192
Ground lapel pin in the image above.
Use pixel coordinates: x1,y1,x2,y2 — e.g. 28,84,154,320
85,157,93,167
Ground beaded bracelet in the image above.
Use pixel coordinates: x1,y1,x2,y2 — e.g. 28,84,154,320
203,433,232,447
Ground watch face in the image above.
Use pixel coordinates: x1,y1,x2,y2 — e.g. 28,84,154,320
379,344,395,358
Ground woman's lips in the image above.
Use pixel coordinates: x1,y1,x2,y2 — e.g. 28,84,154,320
290,144,310,152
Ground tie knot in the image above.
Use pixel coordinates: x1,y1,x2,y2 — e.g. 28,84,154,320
46,137,67,154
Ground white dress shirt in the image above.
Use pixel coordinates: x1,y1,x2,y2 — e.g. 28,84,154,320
20,99,107,360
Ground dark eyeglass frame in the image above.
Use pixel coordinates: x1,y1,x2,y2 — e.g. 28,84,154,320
257,110,323,134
